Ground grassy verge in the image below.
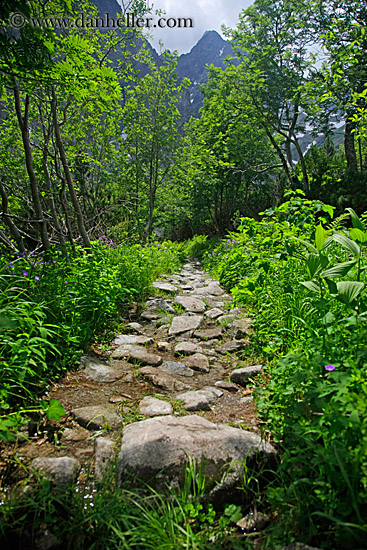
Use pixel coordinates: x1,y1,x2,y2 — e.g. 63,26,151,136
202,190,367,549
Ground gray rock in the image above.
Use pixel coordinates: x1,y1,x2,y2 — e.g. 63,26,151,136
153,282,177,294
228,318,252,339
139,396,173,417
125,322,143,333
80,355,124,383
72,405,121,430
174,296,206,313
184,353,210,373
193,326,223,340
217,340,247,354
214,381,239,392
31,457,80,487
94,437,115,481
140,367,192,392
174,341,203,356
157,341,170,352
113,335,154,346
116,415,275,503
126,346,162,367
169,315,203,336
281,545,322,550
202,386,224,397
155,325,169,338
240,396,254,405
204,308,224,320
145,297,175,313
140,311,160,321
190,283,224,296
161,361,194,377
176,390,216,411
62,426,90,441
230,365,263,387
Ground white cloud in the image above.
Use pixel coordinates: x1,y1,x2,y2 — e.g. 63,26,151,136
123,0,254,53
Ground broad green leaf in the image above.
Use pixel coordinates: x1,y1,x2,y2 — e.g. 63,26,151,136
331,233,360,258
335,281,365,305
306,253,328,278
321,260,357,279
290,237,318,254
0,315,17,331
324,278,338,295
300,280,321,293
44,399,66,421
346,208,365,231
315,224,326,251
349,228,367,243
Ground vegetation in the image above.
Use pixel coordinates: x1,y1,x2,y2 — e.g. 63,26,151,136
1,0,367,548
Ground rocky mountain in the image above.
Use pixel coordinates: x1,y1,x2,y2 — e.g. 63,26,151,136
91,0,236,123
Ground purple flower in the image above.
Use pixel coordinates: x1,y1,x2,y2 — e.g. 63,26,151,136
53,260,57,263
325,364,336,371
34,276,40,281
22,270,28,277
64,280,68,284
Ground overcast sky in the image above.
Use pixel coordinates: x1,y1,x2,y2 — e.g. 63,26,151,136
119,1,254,53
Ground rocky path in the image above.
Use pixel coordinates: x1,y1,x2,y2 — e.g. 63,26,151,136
13,261,275,503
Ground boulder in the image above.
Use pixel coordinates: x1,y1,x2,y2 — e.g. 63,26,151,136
152,282,177,294
174,296,206,313
174,341,203,356
72,405,121,430
230,365,263,387
139,396,172,417
193,327,223,340
31,457,80,488
204,308,224,320
184,353,210,373
175,390,216,411
217,340,247,354
140,367,192,392
94,437,115,481
157,341,170,352
145,298,175,313
113,335,154,346
116,415,275,504
190,283,224,296
80,355,125,383
214,381,239,392
161,360,194,377
169,315,203,336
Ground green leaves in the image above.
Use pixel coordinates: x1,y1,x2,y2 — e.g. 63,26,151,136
43,398,66,421
321,260,357,279
334,281,365,306
331,233,361,258
315,224,326,251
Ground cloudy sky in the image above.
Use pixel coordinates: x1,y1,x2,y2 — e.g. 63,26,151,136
119,1,254,53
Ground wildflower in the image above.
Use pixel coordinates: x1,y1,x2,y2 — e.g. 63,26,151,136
34,276,40,281
53,260,57,263
65,280,68,284
324,364,336,372
22,270,28,276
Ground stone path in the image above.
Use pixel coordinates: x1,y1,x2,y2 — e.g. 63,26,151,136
16,261,275,502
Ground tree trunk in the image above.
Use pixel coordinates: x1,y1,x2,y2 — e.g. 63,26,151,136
13,80,50,250
0,180,26,253
344,115,358,171
51,87,91,249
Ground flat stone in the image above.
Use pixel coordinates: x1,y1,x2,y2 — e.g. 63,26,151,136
217,340,247,354
214,381,239,392
155,325,169,337
174,341,203,356
202,386,223,398
204,308,224,320
125,322,143,332
140,311,160,320
94,437,115,481
169,315,203,336
62,426,90,441
116,415,275,504
176,390,216,411
228,318,252,339
161,361,194,377
157,341,170,352
230,365,263,387
113,335,154,346
31,457,80,487
193,327,223,340
281,545,322,550
80,355,124,383
174,296,206,313
153,282,177,294
240,396,254,405
140,367,192,392
72,405,121,430
145,298,175,313
184,353,210,373
126,346,162,366
139,396,173,417
190,283,224,296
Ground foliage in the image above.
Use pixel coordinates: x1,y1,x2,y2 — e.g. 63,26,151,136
203,193,367,547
